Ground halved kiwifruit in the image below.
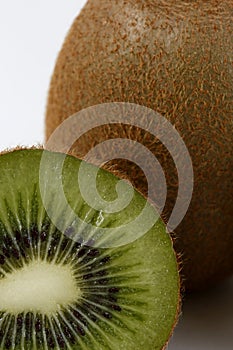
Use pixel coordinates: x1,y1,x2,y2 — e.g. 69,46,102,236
0,148,180,350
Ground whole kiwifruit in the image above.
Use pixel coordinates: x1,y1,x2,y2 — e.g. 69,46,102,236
0,148,180,349
45,0,233,291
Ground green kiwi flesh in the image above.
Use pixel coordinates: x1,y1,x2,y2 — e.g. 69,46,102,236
46,0,233,291
0,148,180,349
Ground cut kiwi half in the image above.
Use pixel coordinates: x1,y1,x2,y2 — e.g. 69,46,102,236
0,148,180,350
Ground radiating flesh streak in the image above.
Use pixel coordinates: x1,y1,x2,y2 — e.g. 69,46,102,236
0,259,81,315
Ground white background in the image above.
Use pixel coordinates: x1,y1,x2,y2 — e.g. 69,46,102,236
0,1,232,349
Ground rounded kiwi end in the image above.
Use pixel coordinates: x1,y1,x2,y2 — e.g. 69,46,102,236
0,259,81,315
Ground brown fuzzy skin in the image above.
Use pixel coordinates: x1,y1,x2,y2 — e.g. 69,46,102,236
46,0,233,291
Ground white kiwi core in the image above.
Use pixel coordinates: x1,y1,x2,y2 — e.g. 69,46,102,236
0,260,80,315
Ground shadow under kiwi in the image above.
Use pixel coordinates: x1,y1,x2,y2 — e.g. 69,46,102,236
168,276,233,350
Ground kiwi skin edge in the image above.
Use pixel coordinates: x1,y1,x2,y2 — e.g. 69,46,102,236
45,0,233,292
0,146,181,350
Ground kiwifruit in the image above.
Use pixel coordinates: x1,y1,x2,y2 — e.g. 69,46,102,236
0,148,180,349
45,0,233,291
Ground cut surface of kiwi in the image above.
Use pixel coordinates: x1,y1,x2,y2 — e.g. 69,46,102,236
0,148,180,349
46,0,233,291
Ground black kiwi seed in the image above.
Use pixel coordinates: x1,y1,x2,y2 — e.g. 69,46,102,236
35,315,44,347
40,230,47,242
30,225,37,240
86,310,97,324
16,313,23,327
63,310,86,338
60,237,69,251
58,315,75,345
0,254,5,264
77,246,89,258
102,311,112,320
34,314,42,332
3,316,14,350
83,273,93,280
45,317,56,349
111,304,122,312
75,323,86,337
25,312,33,343
0,330,4,345
2,244,11,258
54,326,66,349
72,308,88,327
56,334,66,349
99,256,111,265
12,246,20,260
15,230,22,242
86,248,100,258
23,235,31,249
4,337,12,350
95,270,107,277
